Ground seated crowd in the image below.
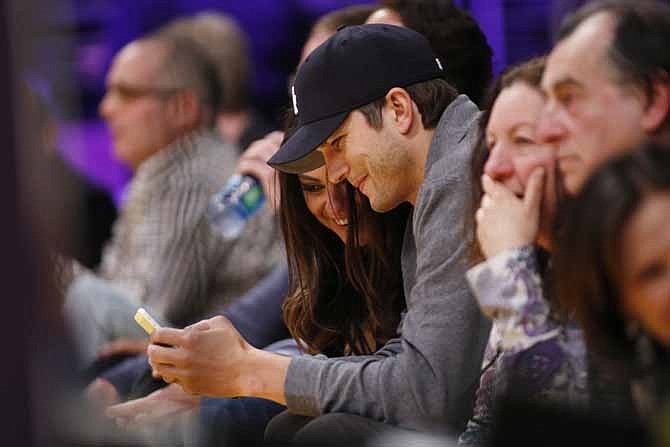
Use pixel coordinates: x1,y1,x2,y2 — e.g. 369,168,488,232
56,1,670,446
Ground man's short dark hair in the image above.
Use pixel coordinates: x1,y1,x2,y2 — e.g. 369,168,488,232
559,0,670,105
379,0,493,107
357,78,458,130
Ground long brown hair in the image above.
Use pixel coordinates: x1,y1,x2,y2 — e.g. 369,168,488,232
278,119,409,356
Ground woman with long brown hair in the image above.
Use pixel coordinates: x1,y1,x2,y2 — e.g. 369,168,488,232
279,163,409,358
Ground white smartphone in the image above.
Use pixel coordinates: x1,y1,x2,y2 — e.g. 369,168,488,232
134,307,162,335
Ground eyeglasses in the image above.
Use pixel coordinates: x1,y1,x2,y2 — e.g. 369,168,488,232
104,83,183,102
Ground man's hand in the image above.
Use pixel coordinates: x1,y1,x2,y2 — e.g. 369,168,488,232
237,131,284,211
146,315,290,404
105,383,199,431
147,316,254,397
475,168,544,259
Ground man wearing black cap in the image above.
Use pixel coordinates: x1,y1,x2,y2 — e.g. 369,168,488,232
146,24,490,444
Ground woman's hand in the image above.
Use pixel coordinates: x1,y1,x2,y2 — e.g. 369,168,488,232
475,167,544,259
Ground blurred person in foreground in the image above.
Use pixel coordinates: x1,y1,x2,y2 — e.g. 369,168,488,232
63,30,282,369
554,145,670,445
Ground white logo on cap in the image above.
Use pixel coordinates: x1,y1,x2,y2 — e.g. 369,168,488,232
436,58,443,70
292,85,299,115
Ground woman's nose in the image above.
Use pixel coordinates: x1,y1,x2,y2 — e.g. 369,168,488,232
484,143,514,181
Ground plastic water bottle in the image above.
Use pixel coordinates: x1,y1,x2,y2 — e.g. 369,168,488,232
206,174,266,240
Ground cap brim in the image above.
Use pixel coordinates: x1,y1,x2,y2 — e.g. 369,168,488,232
268,111,348,174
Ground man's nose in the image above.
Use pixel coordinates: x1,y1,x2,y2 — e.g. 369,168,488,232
483,144,514,181
99,91,115,119
537,106,566,145
321,149,349,184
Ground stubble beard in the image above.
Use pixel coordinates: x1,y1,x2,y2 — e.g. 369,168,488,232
367,142,415,212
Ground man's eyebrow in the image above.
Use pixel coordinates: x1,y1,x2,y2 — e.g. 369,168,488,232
326,131,346,145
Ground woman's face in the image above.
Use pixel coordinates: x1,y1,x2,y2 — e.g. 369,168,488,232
484,81,560,244
620,192,670,345
298,166,351,243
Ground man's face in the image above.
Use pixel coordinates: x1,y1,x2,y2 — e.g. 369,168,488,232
538,12,648,194
99,41,180,169
319,110,415,212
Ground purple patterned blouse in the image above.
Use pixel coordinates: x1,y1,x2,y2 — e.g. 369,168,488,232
458,245,588,445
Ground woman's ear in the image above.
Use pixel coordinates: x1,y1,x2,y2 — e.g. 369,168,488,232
384,87,414,135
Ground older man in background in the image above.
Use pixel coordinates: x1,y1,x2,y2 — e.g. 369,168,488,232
539,0,670,195
64,31,282,367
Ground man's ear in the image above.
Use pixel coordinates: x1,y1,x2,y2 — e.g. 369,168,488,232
384,87,415,135
167,90,201,129
641,77,670,133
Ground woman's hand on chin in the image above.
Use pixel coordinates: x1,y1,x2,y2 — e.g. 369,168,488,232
475,168,544,259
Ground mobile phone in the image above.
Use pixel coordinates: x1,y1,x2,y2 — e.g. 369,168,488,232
134,307,162,335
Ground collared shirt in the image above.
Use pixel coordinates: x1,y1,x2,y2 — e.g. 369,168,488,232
97,129,283,326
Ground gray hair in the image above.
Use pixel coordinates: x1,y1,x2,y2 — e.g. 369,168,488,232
160,12,250,112
139,32,221,126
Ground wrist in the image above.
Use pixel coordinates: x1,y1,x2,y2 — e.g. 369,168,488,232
485,237,534,259
237,347,289,405
236,346,264,396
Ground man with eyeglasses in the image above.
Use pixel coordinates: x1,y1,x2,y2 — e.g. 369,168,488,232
64,33,282,370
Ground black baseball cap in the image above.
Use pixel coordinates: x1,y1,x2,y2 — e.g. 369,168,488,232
268,24,445,174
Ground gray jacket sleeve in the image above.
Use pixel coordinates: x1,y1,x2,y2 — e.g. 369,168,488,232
284,175,491,432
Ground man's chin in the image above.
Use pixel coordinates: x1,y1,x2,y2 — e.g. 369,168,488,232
112,146,138,169
369,197,397,213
